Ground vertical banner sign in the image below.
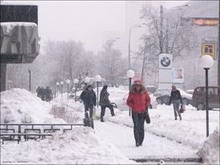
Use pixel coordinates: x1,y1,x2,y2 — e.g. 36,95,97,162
158,54,173,89
172,68,184,83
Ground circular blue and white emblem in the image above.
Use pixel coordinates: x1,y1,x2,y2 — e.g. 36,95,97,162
160,57,171,67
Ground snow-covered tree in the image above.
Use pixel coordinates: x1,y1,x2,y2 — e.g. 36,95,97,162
98,40,127,86
138,4,196,80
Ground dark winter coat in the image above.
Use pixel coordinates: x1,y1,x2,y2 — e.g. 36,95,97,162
99,89,111,106
127,84,151,113
169,90,182,104
80,90,96,106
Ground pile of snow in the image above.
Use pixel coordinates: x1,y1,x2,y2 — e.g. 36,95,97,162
198,128,220,164
1,127,135,164
0,88,64,124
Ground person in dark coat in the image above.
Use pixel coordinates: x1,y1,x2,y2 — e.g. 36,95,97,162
36,86,41,98
80,85,96,119
99,85,115,122
169,85,182,120
45,86,53,102
127,80,151,147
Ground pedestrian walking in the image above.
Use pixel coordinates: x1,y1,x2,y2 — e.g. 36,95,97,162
99,85,115,122
80,85,96,119
169,85,182,120
127,80,151,147
45,86,53,102
36,86,41,98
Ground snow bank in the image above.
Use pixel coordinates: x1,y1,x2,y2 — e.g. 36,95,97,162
1,127,135,164
198,128,220,164
0,88,64,124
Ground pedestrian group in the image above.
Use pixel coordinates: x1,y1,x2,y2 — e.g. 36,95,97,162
80,81,183,147
36,86,53,102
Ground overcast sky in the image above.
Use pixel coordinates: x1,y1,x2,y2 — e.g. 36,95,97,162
3,1,188,53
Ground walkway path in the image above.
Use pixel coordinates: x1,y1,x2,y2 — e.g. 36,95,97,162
94,121,201,164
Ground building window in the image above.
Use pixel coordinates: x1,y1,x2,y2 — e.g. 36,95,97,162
202,43,216,58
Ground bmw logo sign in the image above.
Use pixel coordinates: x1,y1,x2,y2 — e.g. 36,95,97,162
160,57,171,67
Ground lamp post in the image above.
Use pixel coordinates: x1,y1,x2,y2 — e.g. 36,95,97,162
126,69,135,116
128,24,143,69
200,55,214,137
74,78,79,102
28,69,31,92
60,81,64,98
66,79,71,99
84,77,90,85
56,82,60,97
95,75,102,107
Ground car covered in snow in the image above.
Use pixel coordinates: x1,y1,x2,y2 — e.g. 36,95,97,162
154,88,192,105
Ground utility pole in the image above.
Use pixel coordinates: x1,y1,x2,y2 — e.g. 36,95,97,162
218,2,220,87
166,17,169,53
160,5,164,54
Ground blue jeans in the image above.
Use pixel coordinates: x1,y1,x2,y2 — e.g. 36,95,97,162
172,100,181,118
132,111,145,145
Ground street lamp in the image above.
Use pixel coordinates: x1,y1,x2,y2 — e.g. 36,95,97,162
56,82,60,97
200,55,214,137
28,69,31,92
84,77,90,85
128,24,143,69
74,78,79,102
126,69,135,116
60,81,64,97
95,75,102,107
66,79,71,99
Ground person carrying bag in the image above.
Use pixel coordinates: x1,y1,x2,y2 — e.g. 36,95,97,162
127,80,151,147
144,107,151,124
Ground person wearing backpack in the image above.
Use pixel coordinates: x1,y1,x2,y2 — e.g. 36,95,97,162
127,80,151,147
99,85,115,122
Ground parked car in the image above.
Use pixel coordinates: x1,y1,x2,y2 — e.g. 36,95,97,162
154,88,192,105
186,89,194,95
192,86,220,110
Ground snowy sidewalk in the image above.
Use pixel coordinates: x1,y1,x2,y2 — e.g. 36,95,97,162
94,121,199,161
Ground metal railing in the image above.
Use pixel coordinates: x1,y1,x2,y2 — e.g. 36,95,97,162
0,123,84,144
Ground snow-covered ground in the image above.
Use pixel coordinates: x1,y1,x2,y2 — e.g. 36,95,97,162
1,87,219,164
1,127,135,164
94,86,220,163
95,121,197,159
0,89,135,164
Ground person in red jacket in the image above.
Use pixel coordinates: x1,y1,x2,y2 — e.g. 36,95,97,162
127,80,151,147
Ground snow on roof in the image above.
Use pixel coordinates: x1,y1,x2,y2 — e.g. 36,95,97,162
0,22,37,26
0,1,37,6
0,88,64,124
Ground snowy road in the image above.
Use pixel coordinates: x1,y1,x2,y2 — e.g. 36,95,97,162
94,121,198,160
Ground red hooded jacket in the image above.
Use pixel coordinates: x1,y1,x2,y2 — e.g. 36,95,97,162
127,87,151,113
